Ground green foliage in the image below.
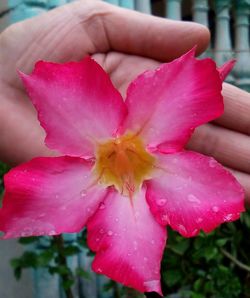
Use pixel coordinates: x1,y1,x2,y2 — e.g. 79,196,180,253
11,234,91,293
161,210,250,298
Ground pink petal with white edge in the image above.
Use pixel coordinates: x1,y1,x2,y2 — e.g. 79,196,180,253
20,57,127,157
0,157,107,238
218,59,236,81
122,48,225,153
87,187,166,295
146,151,245,237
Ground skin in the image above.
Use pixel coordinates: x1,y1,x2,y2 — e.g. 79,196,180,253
0,0,249,203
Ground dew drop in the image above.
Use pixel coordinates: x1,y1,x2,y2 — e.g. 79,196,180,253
99,203,105,210
191,229,198,236
21,230,31,237
156,199,167,207
209,159,216,168
187,194,200,204
143,280,159,292
178,224,187,235
96,268,103,273
143,257,148,262
161,214,169,224
151,239,155,245
39,213,46,218
224,213,233,221
80,190,87,197
48,230,56,236
107,230,113,236
55,193,59,199
115,218,119,222
212,206,219,213
196,217,203,223
99,229,104,234
96,237,100,242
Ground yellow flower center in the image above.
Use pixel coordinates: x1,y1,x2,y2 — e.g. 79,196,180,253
94,134,155,197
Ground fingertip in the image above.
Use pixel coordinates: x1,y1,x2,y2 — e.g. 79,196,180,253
187,22,211,56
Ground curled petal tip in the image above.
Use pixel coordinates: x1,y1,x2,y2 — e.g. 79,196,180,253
218,59,236,81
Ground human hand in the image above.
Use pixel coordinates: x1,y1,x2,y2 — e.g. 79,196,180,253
187,83,250,204
0,0,249,203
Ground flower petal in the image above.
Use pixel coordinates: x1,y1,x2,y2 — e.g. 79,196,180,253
20,57,127,157
87,187,166,294
122,48,224,153
218,59,236,81
146,151,245,237
0,157,107,238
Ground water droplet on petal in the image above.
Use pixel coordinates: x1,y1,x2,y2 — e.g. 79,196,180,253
161,214,169,224
178,224,187,235
80,190,87,197
224,213,233,221
55,193,59,199
143,280,160,292
143,257,148,262
99,229,104,234
21,231,30,237
157,199,167,206
209,159,217,168
107,230,113,236
151,239,155,245
196,217,203,223
99,203,105,210
187,194,200,204
191,229,198,236
115,218,119,222
48,230,56,236
212,206,219,213
96,268,103,273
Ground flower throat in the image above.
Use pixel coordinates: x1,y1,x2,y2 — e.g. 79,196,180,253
94,134,155,197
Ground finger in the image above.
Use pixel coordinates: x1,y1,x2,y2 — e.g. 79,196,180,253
98,2,210,60
187,123,250,174
92,52,160,95
226,167,250,205
0,0,209,79
214,83,250,135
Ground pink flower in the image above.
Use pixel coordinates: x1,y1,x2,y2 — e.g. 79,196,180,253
0,49,245,295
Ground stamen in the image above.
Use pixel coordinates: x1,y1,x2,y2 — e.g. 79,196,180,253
94,133,155,197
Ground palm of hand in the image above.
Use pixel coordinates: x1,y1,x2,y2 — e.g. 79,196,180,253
0,0,249,202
